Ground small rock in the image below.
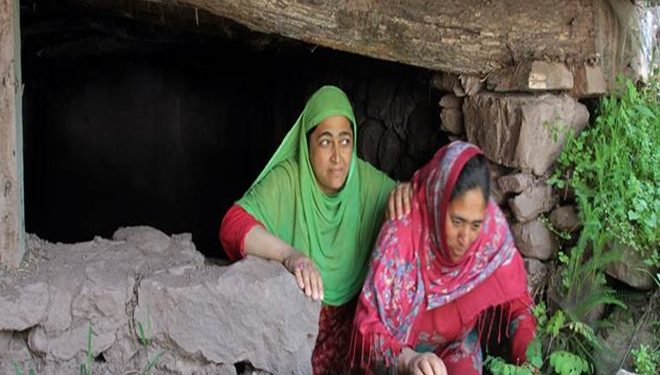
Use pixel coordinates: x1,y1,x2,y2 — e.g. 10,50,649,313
464,92,589,176
490,184,506,206
512,219,558,260
549,205,581,232
509,184,556,223
571,65,607,98
0,282,49,331
113,226,171,254
440,108,464,135
385,89,416,134
459,74,484,96
407,103,443,162
439,94,462,109
158,353,239,375
498,173,534,194
523,258,548,296
605,242,656,290
515,95,589,175
524,257,548,276
378,128,404,174
0,331,31,362
448,135,465,143
487,61,574,92
431,72,465,96
487,161,508,205
357,117,385,166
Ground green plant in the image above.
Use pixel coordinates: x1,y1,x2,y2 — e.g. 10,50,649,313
547,245,627,374
540,306,603,374
550,76,659,268
486,302,601,375
542,74,660,375
543,117,571,143
13,362,36,375
631,344,659,375
485,355,535,375
548,351,590,375
134,308,163,375
485,338,541,375
80,323,94,375
136,316,152,347
558,239,625,322
539,216,572,241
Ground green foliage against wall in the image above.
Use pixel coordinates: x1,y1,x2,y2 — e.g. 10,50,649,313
550,77,659,268
489,72,659,375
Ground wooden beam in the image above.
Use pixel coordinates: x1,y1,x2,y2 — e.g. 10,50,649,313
0,0,25,268
157,0,598,74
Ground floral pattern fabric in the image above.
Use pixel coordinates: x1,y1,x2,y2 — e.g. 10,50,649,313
352,141,536,372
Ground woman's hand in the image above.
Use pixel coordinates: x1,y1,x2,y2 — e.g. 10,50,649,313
243,226,324,302
407,352,447,375
388,182,413,220
282,249,324,302
399,348,447,375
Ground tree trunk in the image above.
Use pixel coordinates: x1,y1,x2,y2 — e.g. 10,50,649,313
164,0,598,74
0,0,25,268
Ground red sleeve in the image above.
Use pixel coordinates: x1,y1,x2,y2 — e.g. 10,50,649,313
219,204,263,261
506,295,537,364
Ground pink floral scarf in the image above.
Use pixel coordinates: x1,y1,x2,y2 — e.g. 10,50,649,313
352,141,525,367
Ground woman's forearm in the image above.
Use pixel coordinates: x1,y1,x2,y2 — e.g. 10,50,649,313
243,225,295,263
244,226,323,301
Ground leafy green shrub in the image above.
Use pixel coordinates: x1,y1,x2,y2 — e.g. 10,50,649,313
548,351,590,375
632,344,660,375
486,302,602,375
632,343,659,375
485,355,535,375
485,338,541,375
550,76,660,268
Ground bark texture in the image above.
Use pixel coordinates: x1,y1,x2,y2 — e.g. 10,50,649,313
0,0,23,268
179,0,600,74
70,0,607,75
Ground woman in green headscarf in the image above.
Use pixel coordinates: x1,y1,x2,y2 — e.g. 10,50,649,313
220,85,408,374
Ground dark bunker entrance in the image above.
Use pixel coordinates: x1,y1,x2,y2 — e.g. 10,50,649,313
21,0,449,256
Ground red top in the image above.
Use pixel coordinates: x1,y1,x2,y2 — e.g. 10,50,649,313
403,258,535,364
351,142,536,370
219,204,263,261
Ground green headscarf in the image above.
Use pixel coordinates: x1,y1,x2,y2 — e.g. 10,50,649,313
237,86,395,306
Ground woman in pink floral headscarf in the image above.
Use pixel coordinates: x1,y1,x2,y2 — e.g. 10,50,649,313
352,141,536,374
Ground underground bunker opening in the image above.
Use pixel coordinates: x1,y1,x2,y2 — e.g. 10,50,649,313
21,0,448,256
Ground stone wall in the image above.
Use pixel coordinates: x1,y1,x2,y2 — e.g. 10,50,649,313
431,61,600,296
432,59,653,295
352,79,448,182
0,227,319,375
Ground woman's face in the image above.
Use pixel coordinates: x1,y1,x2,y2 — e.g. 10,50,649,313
444,187,487,262
308,115,353,195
